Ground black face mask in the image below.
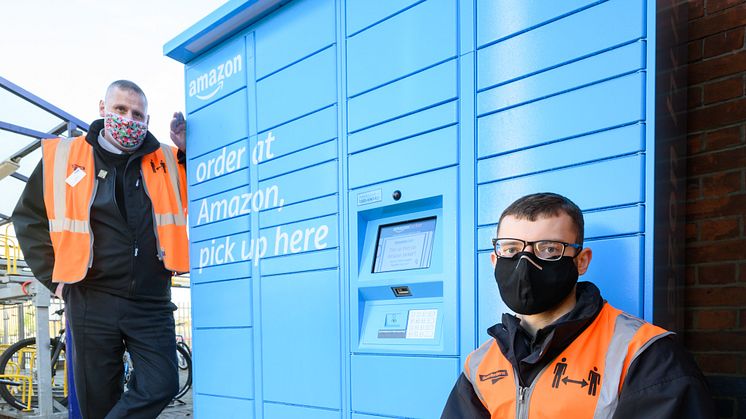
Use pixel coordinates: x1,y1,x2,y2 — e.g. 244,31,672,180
494,252,579,315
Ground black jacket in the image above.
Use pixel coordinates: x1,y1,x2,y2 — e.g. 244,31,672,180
441,282,717,418
12,119,184,302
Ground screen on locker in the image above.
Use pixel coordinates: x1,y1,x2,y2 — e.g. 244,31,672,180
357,210,445,351
372,217,436,273
351,168,458,355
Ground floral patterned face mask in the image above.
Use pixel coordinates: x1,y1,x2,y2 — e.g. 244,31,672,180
104,112,148,151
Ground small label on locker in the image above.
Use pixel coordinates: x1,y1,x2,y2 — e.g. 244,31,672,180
378,329,406,339
357,189,382,206
405,309,437,339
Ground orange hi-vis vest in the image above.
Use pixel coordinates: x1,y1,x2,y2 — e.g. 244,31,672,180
464,303,672,419
41,135,189,283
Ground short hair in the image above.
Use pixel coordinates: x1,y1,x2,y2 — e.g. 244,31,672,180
498,192,585,246
106,80,147,106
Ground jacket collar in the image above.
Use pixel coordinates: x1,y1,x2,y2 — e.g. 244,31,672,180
85,119,160,160
488,281,605,377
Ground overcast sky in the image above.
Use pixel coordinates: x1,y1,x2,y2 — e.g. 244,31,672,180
0,0,226,216
1,2,227,304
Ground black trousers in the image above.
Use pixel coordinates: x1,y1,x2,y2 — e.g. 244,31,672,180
64,286,178,419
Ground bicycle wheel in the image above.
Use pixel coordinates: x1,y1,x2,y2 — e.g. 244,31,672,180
176,342,189,370
0,337,68,411
174,344,192,400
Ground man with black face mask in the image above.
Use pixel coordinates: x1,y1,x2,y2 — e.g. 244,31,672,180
441,193,715,419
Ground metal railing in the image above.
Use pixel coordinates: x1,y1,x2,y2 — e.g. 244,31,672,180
1,225,20,275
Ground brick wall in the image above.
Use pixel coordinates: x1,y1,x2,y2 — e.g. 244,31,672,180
686,0,746,417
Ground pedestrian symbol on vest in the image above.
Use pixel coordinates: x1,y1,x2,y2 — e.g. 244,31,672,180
587,367,601,396
552,358,567,388
479,369,508,384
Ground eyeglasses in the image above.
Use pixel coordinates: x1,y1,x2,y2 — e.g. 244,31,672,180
491,238,582,261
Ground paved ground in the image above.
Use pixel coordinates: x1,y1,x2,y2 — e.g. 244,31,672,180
158,389,193,418
0,388,192,418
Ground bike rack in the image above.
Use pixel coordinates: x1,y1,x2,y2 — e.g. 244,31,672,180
0,285,66,419
29,286,66,418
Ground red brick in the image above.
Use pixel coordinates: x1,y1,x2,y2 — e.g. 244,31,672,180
703,77,744,104
684,285,746,306
689,3,746,40
705,126,742,150
688,50,746,84
689,0,705,19
687,145,746,175
740,262,746,282
695,309,738,328
688,133,705,154
701,171,743,198
685,330,746,351
693,353,742,374
688,97,746,131
686,221,699,240
706,0,746,14
687,178,702,202
685,309,695,328
687,240,746,263
686,194,746,218
740,309,746,327
689,85,704,108
686,265,697,286
698,263,738,284
689,40,704,63
703,27,746,59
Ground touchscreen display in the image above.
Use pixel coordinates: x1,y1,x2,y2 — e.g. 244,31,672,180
372,217,436,273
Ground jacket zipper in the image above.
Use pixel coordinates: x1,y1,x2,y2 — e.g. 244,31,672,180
517,386,528,419
119,161,139,298
87,179,100,268
514,362,552,419
128,238,138,297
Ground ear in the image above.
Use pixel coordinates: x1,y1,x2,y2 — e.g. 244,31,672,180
575,247,592,276
490,251,497,268
99,100,106,117
146,114,150,126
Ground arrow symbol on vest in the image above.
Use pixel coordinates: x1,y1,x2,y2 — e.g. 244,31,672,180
479,369,508,384
562,376,588,388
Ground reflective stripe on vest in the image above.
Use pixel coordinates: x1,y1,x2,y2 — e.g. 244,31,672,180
465,303,671,419
42,136,96,283
41,136,189,283
140,144,189,273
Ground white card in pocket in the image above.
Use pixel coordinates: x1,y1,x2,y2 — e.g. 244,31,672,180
65,167,86,187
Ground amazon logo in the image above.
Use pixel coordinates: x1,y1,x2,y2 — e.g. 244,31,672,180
188,54,243,101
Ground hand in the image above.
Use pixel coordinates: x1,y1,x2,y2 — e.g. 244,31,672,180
170,111,186,152
54,284,64,300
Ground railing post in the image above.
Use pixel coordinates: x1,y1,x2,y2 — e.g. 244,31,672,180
33,285,53,417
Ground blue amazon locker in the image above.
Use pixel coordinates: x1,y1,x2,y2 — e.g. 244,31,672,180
165,0,686,417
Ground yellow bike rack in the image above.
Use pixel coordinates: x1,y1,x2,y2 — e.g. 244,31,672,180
0,344,68,412
0,374,33,411
1,225,20,275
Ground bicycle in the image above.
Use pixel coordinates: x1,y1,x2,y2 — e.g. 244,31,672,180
175,335,192,372
0,309,193,411
0,308,68,411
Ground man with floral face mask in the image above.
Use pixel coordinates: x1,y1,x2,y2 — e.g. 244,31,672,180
441,193,715,419
13,80,189,418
